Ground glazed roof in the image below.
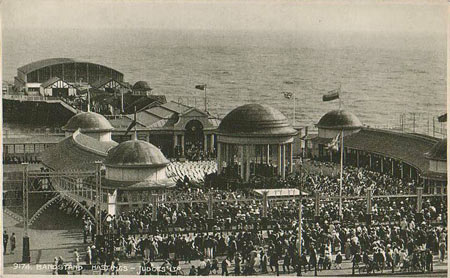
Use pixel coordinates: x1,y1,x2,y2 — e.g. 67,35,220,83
17,58,123,76
104,140,169,168
217,104,297,136
317,110,362,130
63,112,114,132
333,128,438,173
133,81,152,91
424,139,447,161
41,130,118,171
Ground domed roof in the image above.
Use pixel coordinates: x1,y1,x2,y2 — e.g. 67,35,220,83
104,140,169,168
424,139,447,161
217,104,297,136
132,81,152,91
317,110,362,130
63,112,113,132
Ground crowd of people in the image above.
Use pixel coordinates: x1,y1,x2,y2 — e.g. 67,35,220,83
39,160,447,275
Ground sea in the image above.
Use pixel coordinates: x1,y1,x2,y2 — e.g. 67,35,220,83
2,28,447,134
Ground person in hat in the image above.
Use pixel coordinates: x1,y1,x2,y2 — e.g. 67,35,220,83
3,231,8,255
10,233,16,255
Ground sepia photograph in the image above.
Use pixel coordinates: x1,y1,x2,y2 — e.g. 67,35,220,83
1,0,448,276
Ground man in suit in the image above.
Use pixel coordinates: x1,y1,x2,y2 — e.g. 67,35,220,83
3,231,9,255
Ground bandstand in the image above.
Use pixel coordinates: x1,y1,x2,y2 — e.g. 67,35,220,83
216,104,298,182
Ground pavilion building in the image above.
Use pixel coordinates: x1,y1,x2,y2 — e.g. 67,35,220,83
216,104,298,182
41,111,175,216
307,109,445,193
423,139,447,192
62,111,115,142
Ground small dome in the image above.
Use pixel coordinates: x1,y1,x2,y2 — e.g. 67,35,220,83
63,112,113,132
317,110,362,130
218,104,297,136
104,140,169,168
425,139,447,161
133,81,152,91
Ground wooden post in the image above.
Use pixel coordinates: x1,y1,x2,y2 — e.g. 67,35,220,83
208,192,214,219
416,187,423,213
314,192,320,222
152,194,157,222
262,191,268,218
217,142,222,174
278,144,282,176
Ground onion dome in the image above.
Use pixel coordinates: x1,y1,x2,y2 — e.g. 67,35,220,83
217,104,297,136
63,111,113,132
424,139,447,161
104,140,169,168
317,110,362,130
132,81,152,91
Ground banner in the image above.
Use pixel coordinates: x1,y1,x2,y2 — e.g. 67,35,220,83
323,88,340,102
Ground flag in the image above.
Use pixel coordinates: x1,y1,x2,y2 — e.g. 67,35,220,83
438,113,447,123
124,120,136,136
195,84,206,90
283,91,293,99
326,132,341,151
323,88,340,102
125,106,137,136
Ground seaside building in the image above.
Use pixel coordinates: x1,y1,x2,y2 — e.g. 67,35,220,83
215,104,298,182
14,58,124,94
423,139,447,192
41,111,175,215
108,101,220,158
306,109,446,193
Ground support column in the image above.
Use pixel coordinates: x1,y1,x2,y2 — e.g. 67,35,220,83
266,145,270,165
204,134,208,154
240,145,245,180
180,134,185,157
210,134,215,153
278,144,282,176
356,150,360,167
369,154,372,169
281,144,286,180
245,145,251,182
409,166,413,179
173,134,178,156
391,160,395,176
289,143,294,173
401,162,404,179
222,143,228,167
259,145,264,165
217,142,222,174
380,157,384,173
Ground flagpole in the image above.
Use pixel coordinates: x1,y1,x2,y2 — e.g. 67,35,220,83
134,106,137,140
339,129,344,220
121,90,124,114
87,89,91,112
293,93,296,127
204,84,207,112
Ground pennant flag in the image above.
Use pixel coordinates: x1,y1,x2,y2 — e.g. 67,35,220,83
326,132,341,151
282,91,293,99
438,113,447,123
195,84,206,90
124,106,137,136
323,88,340,102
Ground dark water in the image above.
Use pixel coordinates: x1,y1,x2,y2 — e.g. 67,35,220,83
2,28,446,130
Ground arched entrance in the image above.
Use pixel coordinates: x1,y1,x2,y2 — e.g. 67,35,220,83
184,120,204,160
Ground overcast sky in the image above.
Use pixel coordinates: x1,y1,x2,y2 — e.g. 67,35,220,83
1,0,447,34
